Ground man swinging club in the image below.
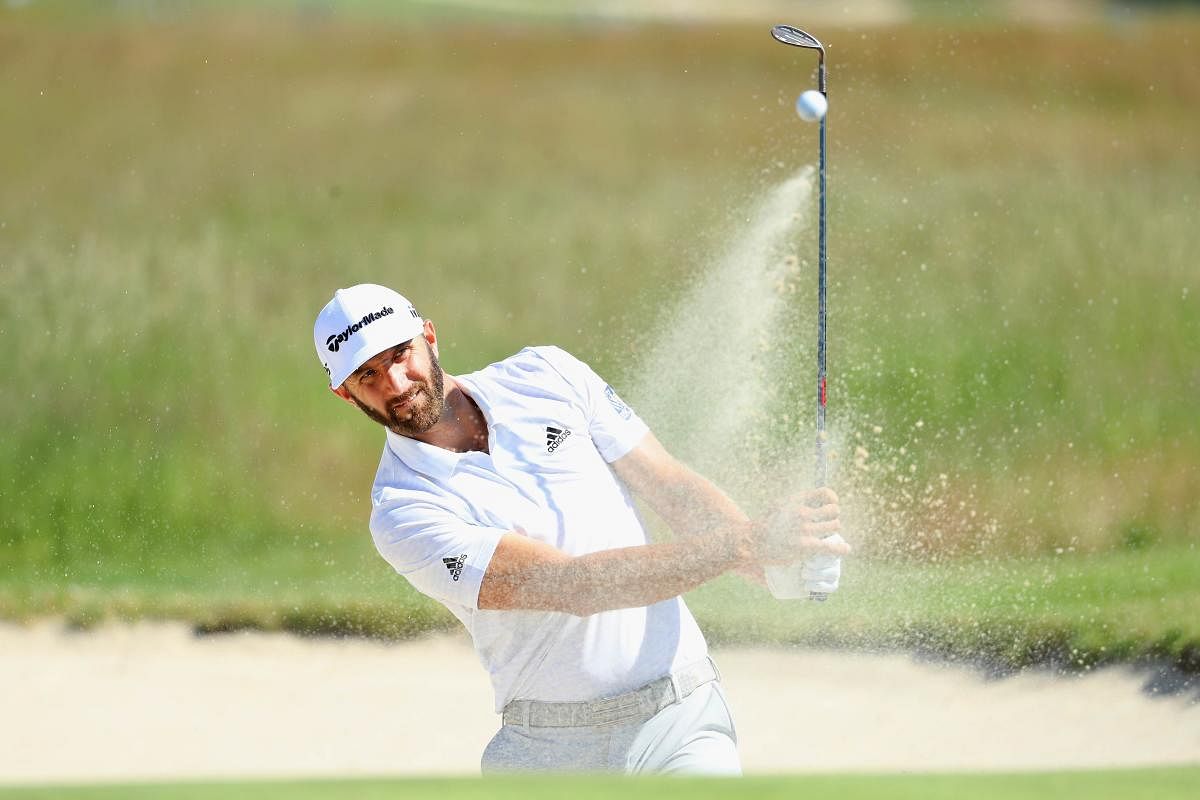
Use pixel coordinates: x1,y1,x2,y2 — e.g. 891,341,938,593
314,283,848,774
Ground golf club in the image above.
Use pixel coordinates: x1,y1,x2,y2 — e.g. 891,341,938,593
771,24,831,601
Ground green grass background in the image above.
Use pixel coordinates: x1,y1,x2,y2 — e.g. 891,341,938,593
1,2,1198,670
4,768,1200,800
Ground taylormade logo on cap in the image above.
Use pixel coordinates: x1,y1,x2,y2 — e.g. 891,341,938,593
325,305,395,353
313,284,425,389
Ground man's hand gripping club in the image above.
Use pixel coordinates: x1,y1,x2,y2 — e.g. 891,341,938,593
755,487,849,598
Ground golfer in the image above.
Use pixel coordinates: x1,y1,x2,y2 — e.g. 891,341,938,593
314,283,847,774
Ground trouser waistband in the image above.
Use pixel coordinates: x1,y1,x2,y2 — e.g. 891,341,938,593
501,657,720,728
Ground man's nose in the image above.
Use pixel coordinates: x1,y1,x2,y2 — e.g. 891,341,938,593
383,362,411,395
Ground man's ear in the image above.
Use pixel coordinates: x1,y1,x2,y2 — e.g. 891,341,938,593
423,319,439,358
332,385,355,406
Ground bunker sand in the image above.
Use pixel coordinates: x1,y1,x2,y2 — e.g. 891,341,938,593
1,621,1197,784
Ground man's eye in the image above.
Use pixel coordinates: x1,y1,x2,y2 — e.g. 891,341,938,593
360,370,376,382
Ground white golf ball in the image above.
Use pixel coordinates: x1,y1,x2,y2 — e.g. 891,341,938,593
795,90,827,122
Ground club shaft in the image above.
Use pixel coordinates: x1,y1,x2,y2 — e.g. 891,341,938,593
812,54,830,602
815,74,828,489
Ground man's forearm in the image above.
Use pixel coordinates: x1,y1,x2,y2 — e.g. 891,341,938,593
611,434,749,540
480,526,753,617
649,465,748,539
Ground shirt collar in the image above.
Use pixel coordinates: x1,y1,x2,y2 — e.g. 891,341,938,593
385,429,463,480
384,373,496,480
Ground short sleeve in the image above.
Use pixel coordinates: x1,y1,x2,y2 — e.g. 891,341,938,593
532,347,649,462
370,500,506,610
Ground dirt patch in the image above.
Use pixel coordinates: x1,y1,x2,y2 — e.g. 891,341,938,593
1,621,1197,784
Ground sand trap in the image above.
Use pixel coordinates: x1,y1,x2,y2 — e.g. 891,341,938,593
1,620,1197,784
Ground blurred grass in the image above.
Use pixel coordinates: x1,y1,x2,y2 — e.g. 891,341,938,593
690,542,1200,673
3,541,1197,675
0,5,1197,658
3,768,1200,800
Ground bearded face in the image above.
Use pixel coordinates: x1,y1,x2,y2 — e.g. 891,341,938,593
345,338,446,437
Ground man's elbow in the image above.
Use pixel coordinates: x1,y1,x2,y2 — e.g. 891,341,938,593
531,586,604,617
526,585,609,617
479,580,602,617
479,549,621,616
563,597,606,618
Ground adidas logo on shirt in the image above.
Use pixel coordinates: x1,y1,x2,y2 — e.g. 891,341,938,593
442,554,466,582
545,425,572,453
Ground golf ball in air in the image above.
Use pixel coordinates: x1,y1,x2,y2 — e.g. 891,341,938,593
795,90,827,122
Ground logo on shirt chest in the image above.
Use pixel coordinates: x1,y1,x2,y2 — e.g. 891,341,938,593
545,425,572,453
442,553,466,581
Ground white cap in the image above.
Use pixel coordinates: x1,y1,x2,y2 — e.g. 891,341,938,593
314,284,424,389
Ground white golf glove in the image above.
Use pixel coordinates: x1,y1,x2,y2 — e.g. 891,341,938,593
802,533,847,595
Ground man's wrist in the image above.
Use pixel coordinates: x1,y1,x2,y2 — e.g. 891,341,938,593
720,521,757,570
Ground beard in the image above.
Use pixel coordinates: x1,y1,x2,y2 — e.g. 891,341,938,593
350,341,446,437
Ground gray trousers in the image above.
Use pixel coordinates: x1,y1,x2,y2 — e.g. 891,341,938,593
481,681,740,775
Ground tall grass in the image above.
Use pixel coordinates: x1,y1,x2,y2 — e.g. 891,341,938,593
0,10,1197,619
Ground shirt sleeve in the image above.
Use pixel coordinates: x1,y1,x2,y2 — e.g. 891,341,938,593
370,499,507,610
532,346,649,463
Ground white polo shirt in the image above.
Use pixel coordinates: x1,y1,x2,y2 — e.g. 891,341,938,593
369,346,709,712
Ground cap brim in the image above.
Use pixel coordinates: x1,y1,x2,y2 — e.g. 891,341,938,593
328,322,423,388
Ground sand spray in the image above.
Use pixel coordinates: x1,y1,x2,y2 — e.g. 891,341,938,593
624,168,937,592
628,167,816,494
628,168,833,524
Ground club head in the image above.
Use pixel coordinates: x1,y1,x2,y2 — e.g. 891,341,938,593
771,25,824,54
